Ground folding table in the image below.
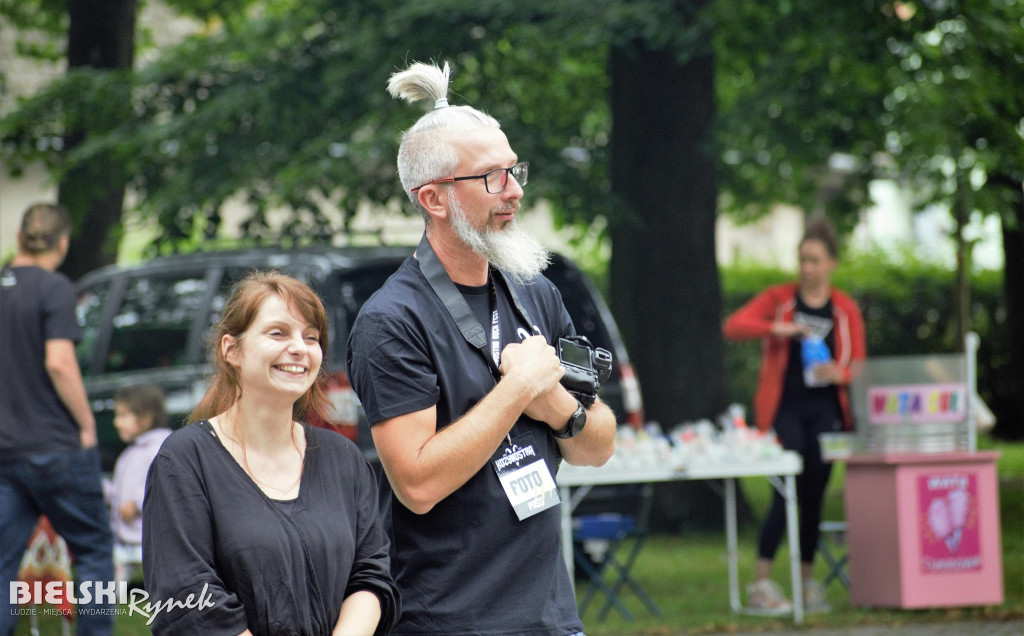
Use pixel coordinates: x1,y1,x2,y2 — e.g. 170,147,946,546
557,451,806,624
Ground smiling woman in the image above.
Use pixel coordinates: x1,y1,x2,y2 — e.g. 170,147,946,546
142,271,400,636
188,271,332,427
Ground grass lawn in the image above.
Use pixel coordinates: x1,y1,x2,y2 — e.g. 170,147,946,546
15,438,1023,636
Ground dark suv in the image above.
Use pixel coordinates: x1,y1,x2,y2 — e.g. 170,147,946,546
74,246,644,471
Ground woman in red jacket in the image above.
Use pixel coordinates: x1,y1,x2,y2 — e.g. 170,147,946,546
723,217,865,614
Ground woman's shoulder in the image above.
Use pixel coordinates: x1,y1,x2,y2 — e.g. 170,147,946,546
305,425,373,477
306,425,363,456
156,421,217,457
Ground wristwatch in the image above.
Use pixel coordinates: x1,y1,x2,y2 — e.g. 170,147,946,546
553,400,587,439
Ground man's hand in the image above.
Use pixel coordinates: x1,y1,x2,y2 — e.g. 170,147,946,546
498,335,564,400
80,427,97,449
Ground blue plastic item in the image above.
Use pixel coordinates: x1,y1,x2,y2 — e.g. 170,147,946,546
801,336,831,387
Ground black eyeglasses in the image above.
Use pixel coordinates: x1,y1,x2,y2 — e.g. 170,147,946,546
410,162,529,194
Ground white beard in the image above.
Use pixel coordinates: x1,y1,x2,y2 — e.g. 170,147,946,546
448,195,550,285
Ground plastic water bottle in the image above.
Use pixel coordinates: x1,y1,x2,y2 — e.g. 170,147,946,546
801,336,830,387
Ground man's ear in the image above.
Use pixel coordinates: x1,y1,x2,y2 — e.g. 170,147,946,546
417,185,449,224
222,334,239,367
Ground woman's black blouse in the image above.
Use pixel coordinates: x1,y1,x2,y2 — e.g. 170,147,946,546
143,421,399,635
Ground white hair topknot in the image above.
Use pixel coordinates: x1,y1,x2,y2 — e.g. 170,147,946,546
388,59,502,217
387,61,451,110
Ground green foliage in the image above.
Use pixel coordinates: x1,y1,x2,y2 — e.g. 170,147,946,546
0,0,68,57
3,0,1021,253
881,0,1024,224
713,0,893,227
0,68,135,175
2,0,636,251
0,0,258,64
721,254,1009,422
713,0,1024,237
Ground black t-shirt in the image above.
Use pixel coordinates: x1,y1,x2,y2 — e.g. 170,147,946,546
784,292,839,398
0,265,83,460
347,256,583,636
143,422,400,636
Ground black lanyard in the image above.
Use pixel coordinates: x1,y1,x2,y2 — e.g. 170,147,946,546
488,283,501,367
416,233,538,377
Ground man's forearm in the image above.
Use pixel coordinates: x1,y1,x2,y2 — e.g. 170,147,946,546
377,372,541,514
417,375,537,490
49,367,96,435
556,398,616,467
45,342,96,441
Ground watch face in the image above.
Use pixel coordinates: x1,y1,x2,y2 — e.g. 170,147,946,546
573,407,587,432
569,404,587,436
554,403,586,439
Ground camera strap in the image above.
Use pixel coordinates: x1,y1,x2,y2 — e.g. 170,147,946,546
417,233,545,448
416,233,539,359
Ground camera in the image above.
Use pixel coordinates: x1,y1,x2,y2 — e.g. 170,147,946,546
557,335,612,408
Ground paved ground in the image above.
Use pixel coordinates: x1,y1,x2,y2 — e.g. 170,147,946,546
722,619,1024,635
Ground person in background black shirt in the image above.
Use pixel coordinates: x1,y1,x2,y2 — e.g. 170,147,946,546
0,202,115,636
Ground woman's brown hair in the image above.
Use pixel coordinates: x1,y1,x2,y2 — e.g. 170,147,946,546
800,215,840,260
186,270,331,425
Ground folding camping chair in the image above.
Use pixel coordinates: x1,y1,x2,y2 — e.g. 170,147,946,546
818,520,850,590
572,484,662,622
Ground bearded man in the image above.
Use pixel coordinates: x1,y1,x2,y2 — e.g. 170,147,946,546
346,60,616,636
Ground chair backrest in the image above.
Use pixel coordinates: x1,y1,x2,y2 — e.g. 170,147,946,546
573,513,636,540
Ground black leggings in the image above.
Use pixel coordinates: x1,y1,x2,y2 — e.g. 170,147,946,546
757,390,842,564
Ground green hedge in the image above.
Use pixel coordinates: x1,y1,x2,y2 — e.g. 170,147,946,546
720,251,1009,423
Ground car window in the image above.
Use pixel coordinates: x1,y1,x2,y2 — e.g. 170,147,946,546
326,264,402,355
337,265,399,315
208,267,247,330
75,282,112,372
105,274,208,373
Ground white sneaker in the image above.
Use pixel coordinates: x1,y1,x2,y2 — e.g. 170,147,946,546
745,578,793,615
802,579,832,613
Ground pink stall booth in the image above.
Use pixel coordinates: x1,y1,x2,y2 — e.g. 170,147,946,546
840,333,1004,608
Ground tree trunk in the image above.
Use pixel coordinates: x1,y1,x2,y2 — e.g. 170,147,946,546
993,171,1024,440
607,17,734,533
58,0,136,280
608,36,728,428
